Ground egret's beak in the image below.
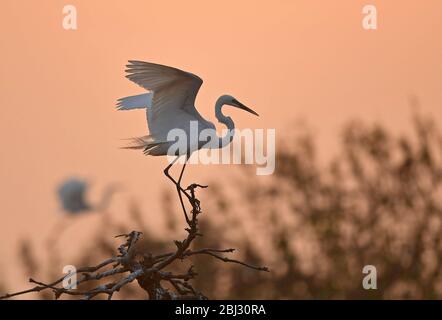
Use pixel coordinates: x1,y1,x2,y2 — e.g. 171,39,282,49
232,99,259,116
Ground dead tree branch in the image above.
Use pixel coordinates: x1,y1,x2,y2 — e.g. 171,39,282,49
1,183,268,300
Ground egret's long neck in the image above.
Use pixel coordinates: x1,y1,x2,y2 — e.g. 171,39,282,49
215,97,235,148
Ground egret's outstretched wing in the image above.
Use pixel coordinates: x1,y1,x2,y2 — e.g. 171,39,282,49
124,61,203,121
116,92,153,110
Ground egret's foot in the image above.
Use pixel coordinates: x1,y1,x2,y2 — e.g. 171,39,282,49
180,187,193,201
184,183,208,211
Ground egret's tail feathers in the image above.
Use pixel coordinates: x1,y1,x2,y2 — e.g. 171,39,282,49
121,136,152,150
116,93,153,110
121,135,167,155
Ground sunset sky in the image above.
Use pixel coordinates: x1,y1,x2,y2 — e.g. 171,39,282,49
1,0,441,294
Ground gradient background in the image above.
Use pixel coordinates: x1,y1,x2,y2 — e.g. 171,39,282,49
1,0,441,295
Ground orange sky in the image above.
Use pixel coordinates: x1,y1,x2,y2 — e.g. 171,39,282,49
1,0,442,295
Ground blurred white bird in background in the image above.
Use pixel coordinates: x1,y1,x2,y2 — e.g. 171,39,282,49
57,178,91,214
117,61,258,219
57,177,117,215
46,177,119,248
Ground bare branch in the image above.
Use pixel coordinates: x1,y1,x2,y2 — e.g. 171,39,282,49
0,182,268,300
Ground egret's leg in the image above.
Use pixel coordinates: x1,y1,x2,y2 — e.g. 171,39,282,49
163,156,179,181
163,156,192,223
177,159,187,186
176,159,190,223
176,156,206,214
163,157,192,199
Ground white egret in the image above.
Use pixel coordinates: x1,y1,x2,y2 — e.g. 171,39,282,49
117,61,258,219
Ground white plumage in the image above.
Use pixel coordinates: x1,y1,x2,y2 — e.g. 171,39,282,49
117,61,258,221
117,61,258,157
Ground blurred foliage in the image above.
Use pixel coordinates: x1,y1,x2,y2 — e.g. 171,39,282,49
9,113,442,299
207,113,442,299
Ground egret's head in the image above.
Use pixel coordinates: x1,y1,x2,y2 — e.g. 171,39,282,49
220,95,259,116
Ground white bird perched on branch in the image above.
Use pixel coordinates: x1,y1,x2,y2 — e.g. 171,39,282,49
117,61,258,221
